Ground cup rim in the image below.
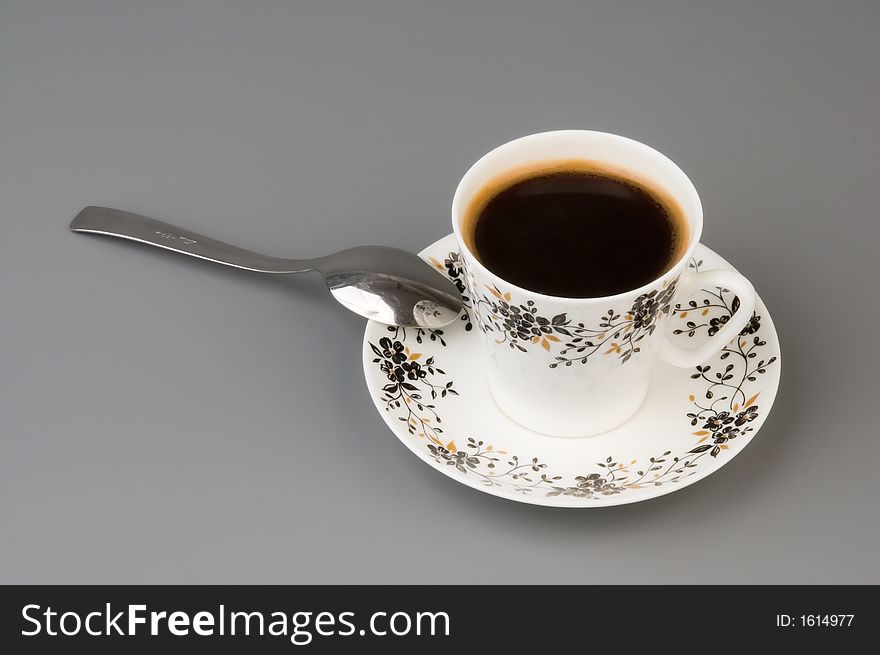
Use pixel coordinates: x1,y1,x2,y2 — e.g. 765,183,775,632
451,130,704,304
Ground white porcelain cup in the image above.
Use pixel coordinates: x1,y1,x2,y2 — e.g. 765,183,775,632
451,130,756,437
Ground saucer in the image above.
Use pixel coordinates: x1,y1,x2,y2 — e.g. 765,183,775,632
362,235,780,507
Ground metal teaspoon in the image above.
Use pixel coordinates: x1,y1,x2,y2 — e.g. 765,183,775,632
69,206,463,328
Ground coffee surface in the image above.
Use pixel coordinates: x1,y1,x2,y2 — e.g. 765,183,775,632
466,163,687,298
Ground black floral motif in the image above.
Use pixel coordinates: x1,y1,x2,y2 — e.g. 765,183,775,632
427,443,481,473
548,473,623,498
631,285,676,331
739,312,762,335
370,337,457,443
501,304,555,341
707,314,729,337
429,252,473,332
377,345,428,382
702,411,733,432
550,280,678,367
401,360,427,380
547,451,705,496
677,274,777,458
426,438,561,493
377,337,406,364
471,279,679,367
674,289,762,339
471,287,564,353
734,405,759,426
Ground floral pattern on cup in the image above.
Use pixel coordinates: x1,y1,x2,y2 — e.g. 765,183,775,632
469,277,678,367
428,252,473,332
368,252,777,499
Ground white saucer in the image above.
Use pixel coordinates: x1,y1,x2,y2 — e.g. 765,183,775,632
362,235,781,507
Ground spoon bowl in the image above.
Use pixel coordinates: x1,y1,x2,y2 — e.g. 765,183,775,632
319,245,462,328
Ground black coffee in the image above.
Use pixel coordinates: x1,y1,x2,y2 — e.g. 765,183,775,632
465,163,687,298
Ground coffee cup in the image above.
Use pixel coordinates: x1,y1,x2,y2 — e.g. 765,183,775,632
451,130,756,436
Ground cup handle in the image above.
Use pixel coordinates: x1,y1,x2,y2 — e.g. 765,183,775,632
658,269,756,368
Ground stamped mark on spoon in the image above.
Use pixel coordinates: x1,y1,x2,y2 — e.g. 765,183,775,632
155,230,198,245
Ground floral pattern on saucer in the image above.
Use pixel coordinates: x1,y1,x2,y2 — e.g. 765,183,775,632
364,238,781,507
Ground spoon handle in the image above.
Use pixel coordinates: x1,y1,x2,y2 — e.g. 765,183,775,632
69,206,316,274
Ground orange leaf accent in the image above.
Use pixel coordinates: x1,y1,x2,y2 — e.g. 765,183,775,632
503,292,511,301
744,392,760,408
404,346,410,356
541,338,550,351
739,340,747,349
429,257,444,270
410,353,421,361
680,311,688,318
486,285,502,299
628,484,645,489
428,435,443,447
446,440,457,453
732,403,739,412
702,308,709,316
692,430,709,436
486,445,493,451
688,394,695,401
630,459,637,465
720,444,729,449
531,335,539,343
546,334,560,342
697,435,709,444
496,450,508,455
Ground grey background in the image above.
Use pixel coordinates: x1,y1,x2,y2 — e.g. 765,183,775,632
1,0,878,584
